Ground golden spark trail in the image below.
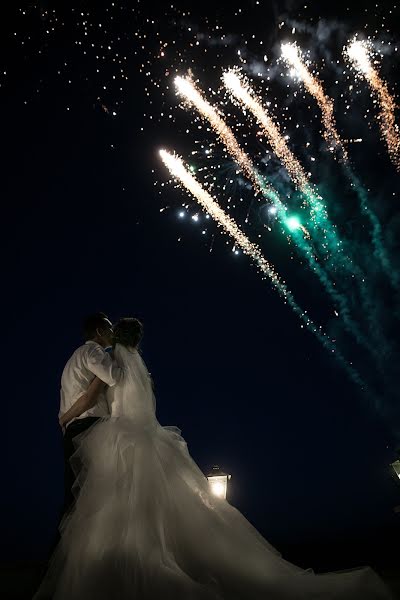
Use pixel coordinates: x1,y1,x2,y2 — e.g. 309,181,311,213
160,149,283,290
280,43,398,291
174,75,301,235
174,76,279,203
173,78,376,351
223,70,310,190
281,43,348,161
222,69,345,261
345,40,400,169
159,149,369,392
175,76,312,238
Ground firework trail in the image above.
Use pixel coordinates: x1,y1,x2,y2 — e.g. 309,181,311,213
175,75,279,203
281,42,348,161
345,166,400,291
174,75,375,356
223,70,310,190
280,43,399,291
345,39,400,170
159,148,369,393
175,76,300,233
222,69,365,284
159,151,281,288
280,43,398,292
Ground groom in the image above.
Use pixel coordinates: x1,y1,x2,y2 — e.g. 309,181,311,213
59,312,122,514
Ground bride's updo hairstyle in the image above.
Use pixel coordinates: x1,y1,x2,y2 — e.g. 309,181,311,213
113,317,143,349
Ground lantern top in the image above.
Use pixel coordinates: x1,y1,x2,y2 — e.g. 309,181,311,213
207,465,231,479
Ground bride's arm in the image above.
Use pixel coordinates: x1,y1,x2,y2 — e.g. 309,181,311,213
59,377,106,428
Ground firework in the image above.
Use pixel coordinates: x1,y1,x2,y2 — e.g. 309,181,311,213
222,70,328,226
345,165,400,290
174,74,377,353
160,150,283,286
175,76,338,275
175,76,305,233
345,39,400,169
175,75,306,234
281,42,347,161
222,69,350,268
175,75,278,203
223,70,310,190
159,149,368,391
175,75,361,277
281,42,398,291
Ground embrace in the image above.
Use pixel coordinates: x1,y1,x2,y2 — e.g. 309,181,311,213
35,313,393,599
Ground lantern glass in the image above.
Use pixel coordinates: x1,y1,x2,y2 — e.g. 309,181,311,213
207,474,229,499
391,460,400,479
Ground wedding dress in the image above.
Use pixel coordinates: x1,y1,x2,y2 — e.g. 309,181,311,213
35,344,393,599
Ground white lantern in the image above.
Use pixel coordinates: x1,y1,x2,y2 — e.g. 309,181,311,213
391,460,400,479
207,466,231,499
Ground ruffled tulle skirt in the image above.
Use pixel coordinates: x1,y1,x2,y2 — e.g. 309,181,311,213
34,417,393,599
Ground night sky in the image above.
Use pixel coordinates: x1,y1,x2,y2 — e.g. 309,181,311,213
2,0,400,572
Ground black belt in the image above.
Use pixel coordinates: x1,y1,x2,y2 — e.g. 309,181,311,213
65,416,100,433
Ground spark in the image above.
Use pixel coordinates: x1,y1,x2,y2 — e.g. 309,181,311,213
175,74,311,239
159,150,282,288
281,42,347,160
173,75,371,350
159,149,367,391
222,69,342,258
223,70,309,190
173,75,370,346
174,75,278,202
281,43,397,290
286,215,301,231
345,39,373,75
345,39,400,169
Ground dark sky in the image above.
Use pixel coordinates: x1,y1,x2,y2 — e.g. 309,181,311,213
2,0,400,570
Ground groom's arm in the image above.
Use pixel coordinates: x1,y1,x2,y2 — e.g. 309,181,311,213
86,345,123,386
59,378,106,428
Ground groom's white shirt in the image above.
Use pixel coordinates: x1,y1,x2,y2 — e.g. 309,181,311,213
59,341,121,424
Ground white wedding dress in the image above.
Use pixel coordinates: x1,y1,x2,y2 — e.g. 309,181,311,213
35,344,393,599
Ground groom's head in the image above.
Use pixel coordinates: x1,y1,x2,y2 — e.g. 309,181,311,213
83,312,113,348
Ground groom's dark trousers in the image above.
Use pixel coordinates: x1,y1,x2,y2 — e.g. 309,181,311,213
47,416,99,559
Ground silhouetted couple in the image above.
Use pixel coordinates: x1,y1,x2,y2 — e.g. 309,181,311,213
34,312,393,599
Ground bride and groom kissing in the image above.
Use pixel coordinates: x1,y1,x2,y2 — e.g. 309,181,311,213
58,313,142,515
35,313,394,599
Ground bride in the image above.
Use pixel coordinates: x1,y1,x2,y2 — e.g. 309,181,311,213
35,318,393,599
